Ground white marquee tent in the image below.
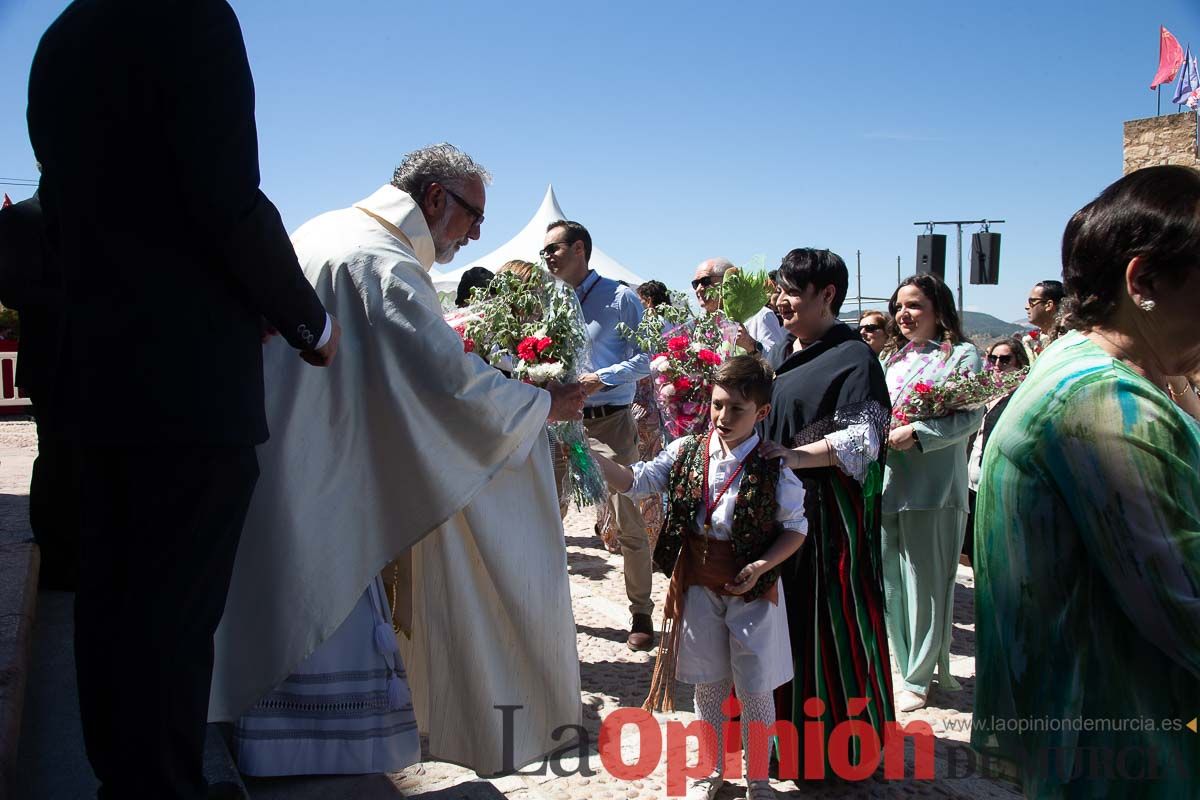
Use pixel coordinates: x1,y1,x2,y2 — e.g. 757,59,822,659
430,185,646,292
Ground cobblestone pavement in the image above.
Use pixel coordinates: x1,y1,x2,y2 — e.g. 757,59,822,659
0,419,1023,799
252,503,1022,800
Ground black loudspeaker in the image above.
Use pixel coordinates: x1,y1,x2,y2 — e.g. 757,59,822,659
916,235,946,278
970,232,1001,284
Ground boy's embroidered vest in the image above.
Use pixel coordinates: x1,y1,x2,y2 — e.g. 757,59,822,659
651,434,784,603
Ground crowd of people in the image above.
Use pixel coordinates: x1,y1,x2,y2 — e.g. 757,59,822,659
0,2,1198,799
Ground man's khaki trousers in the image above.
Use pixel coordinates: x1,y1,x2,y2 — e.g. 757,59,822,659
555,408,654,618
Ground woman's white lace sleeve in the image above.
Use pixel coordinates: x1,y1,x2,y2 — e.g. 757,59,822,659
821,402,887,483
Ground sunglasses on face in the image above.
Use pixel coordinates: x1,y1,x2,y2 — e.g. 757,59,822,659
858,324,883,335
1025,298,1047,308
538,241,572,259
986,354,1014,366
691,275,721,290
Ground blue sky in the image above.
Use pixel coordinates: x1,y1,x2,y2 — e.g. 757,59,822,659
3,0,1199,321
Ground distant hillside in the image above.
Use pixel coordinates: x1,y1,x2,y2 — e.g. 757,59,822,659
963,311,1029,341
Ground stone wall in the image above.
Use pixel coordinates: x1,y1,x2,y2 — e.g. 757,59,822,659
1123,112,1200,173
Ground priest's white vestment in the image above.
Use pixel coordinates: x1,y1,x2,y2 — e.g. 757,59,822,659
210,184,582,775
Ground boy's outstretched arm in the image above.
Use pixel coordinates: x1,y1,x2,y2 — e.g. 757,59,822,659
593,451,635,493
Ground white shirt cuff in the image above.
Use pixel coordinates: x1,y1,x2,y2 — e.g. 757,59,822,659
313,313,333,350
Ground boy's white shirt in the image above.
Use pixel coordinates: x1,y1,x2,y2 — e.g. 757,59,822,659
627,432,808,538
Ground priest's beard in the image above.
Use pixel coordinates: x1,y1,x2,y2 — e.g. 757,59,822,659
430,214,467,264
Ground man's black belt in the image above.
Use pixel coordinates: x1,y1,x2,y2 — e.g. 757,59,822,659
582,403,629,420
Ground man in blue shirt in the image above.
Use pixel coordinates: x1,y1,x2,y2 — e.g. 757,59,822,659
542,220,655,650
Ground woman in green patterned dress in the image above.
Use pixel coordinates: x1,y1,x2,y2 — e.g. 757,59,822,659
973,165,1200,799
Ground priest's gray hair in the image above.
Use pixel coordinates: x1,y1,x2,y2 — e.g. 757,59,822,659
391,143,492,201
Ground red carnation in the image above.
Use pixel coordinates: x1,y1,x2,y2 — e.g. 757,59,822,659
517,336,540,362
674,375,692,392
536,336,553,354
667,335,689,352
696,348,721,366
1028,330,1041,339
913,381,934,394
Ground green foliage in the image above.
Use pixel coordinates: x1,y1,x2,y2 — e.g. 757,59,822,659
720,267,770,323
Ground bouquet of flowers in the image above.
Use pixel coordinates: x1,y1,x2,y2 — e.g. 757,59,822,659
620,296,739,438
891,366,1029,428
445,268,608,510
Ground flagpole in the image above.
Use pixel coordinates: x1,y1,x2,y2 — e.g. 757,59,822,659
1158,85,1162,116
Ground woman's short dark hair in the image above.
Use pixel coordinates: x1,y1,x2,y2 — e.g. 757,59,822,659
775,249,849,314
987,335,1030,370
636,280,670,309
455,266,494,307
1062,165,1200,328
713,354,774,406
886,273,967,349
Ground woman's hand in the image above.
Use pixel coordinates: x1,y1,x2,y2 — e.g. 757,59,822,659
889,424,918,451
758,440,802,469
725,560,768,595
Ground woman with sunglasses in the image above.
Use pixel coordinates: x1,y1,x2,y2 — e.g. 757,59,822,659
973,166,1200,798
857,311,890,357
880,273,983,712
961,337,1029,567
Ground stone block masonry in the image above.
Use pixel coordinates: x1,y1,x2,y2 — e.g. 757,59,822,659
1124,112,1200,173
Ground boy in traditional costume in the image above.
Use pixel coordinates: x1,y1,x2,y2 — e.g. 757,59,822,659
596,355,807,800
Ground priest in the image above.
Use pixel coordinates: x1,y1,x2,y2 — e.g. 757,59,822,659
210,144,585,777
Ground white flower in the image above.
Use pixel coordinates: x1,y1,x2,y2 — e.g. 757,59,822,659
659,384,677,398
689,341,705,353
526,362,566,382
650,355,670,373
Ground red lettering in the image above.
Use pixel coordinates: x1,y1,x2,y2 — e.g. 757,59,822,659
883,720,936,780
664,720,717,797
828,720,882,781
598,708,661,782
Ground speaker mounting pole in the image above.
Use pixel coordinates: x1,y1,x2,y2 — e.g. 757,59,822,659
912,219,1006,312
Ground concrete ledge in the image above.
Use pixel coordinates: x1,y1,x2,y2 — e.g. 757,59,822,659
0,541,39,796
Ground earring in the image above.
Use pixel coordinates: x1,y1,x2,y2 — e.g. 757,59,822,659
1139,298,1156,312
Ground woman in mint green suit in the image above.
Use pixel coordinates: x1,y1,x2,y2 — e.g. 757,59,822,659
880,273,982,712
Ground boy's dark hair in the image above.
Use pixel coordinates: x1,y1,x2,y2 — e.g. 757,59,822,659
546,219,593,262
713,354,774,406
1035,279,1065,304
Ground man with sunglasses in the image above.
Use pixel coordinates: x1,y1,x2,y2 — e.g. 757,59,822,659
542,219,656,650
693,258,782,353
1022,279,1065,360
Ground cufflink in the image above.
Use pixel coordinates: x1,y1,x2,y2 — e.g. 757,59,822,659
298,323,314,346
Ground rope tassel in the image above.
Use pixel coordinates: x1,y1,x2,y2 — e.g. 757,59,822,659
387,670,406,711
642,611,681,713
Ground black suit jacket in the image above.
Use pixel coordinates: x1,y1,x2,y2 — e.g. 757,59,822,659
0,194,58,409
27,0,326,445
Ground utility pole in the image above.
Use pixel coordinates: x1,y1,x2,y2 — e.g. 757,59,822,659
856,250,862,319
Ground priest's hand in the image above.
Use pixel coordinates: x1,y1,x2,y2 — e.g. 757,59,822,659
888,424,918,451
300,316,341,367
578,373,607,395
546,382,586,422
